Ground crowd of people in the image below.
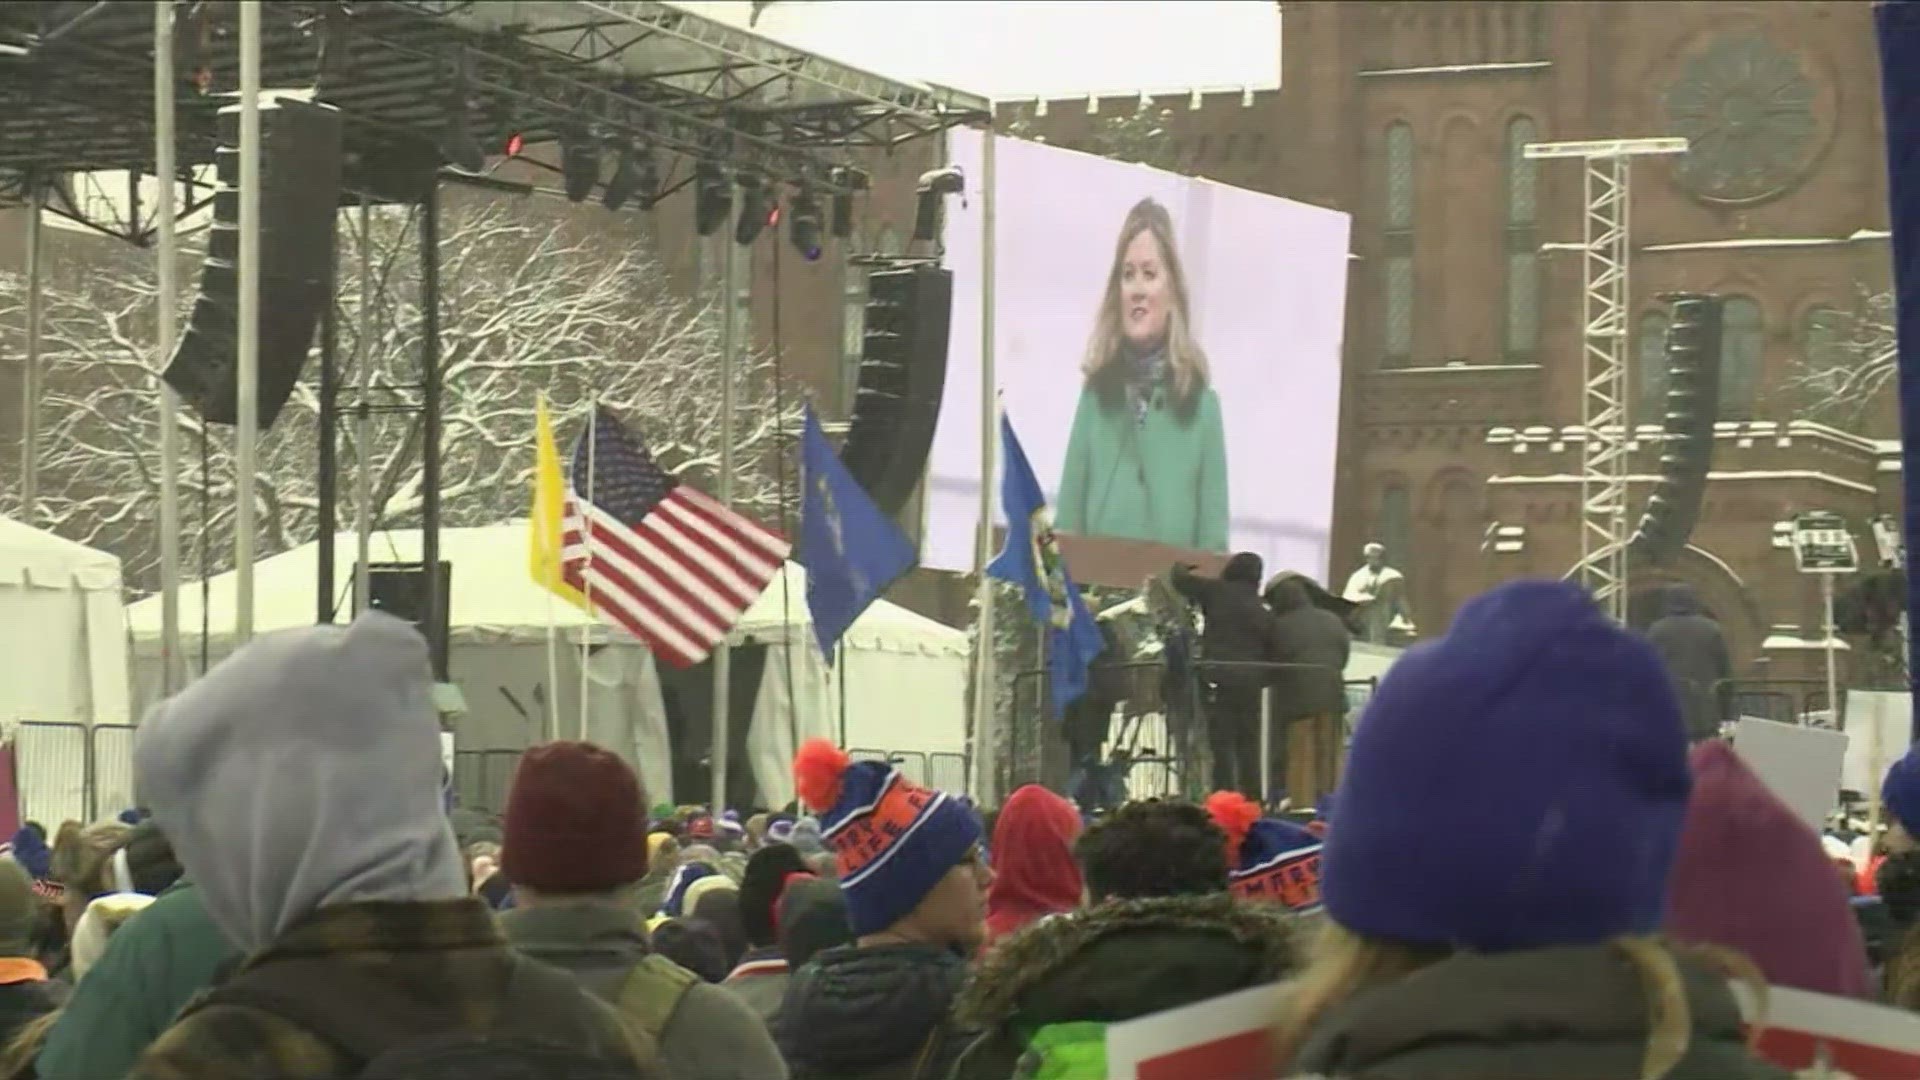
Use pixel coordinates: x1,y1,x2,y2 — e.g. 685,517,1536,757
0,580,1909,1077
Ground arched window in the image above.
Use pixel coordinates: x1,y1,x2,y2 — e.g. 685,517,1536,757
1383,122,1415,365
1378,482,1412,572
1636,309,1671,428
1504,117,1540,358
1720,296,1763,419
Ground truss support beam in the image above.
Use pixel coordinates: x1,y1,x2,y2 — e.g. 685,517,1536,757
1527,136,1686,622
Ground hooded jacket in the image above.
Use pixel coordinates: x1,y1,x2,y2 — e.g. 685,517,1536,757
1172,556,1286,687
1283,944,1790,1080
1265,577,1353,720
1665,742,1872,998
985,786,1084,944
952,893,1300,1080
125,615,656,1080
775,943,975,1080
1645,588,1733,741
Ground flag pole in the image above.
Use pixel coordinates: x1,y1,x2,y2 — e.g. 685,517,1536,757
579,403,598,742
971,124,999,803
713,205,739,815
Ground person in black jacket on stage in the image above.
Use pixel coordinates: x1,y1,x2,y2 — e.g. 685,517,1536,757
1172,554,1286,799
1645,586,1733,742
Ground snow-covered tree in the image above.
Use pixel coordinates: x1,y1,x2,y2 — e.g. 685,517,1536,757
0,196,797,593
1782,285,1897,427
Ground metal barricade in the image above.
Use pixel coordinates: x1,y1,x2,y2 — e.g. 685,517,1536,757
1717,679,1839,727
452,749,522,815
11,721,139,825
90,724,137,821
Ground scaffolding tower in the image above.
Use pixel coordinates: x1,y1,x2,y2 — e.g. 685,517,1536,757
1525,137,1687,622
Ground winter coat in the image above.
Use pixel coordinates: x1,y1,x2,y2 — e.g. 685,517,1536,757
951,893,1301,1080
1267,579,1353,720
1283,944,1792,1080
127,897,655,1080
1056,384,1229,551
1173,560,1286,689
723,947,791,1024
984,786,1084,944
1646,608,1733,740
775,942,975,1080
500,898,787,1080
34,879,238,1080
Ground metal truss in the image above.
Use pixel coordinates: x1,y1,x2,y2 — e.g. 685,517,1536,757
1526,137,1686,622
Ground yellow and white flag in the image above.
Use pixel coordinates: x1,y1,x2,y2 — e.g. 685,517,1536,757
529,395,587,609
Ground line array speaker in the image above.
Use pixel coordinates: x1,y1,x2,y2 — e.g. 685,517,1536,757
1628,293,1725,568
163,97,343,429
840,264,952,517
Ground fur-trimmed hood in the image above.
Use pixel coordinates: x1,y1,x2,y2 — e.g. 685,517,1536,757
956,892,1304,1027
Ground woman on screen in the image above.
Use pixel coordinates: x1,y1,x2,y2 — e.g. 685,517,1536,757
1056,197,1229,551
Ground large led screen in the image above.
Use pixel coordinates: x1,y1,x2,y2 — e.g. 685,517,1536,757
924,129,1351,583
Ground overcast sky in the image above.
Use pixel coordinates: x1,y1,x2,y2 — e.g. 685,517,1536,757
673,1,1281,101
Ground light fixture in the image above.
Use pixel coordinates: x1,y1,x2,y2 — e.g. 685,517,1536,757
560,126,600,203
734,173,771,245
602,146,657,211
788,190,823,261
913,165,965,242
694,162,732,236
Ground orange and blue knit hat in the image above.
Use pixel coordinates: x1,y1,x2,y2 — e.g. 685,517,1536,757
1206,791,1323,912
793,739,980,935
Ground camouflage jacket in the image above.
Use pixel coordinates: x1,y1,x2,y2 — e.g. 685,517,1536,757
128,897,658,1080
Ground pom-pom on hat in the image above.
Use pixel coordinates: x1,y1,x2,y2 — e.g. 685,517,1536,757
792,738,981,936
1321,580,1692,952
1206,791,1323,912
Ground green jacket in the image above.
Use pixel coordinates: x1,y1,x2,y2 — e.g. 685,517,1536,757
35,879,238,1080
1056,385,1228,551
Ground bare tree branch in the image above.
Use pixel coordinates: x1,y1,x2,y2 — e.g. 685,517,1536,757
1780,284,1897,426
0,197,797,595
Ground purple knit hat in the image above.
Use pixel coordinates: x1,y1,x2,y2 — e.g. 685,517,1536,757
1665,741,1872,998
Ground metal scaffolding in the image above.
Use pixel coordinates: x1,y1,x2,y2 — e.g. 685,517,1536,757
1526,137,1686,622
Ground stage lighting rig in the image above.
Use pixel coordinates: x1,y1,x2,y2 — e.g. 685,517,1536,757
827,165,864,240
734,173,772,245
603,146,658,211
694,162,732,236
913,165,964,242
560,127,601,203
789,190,823,261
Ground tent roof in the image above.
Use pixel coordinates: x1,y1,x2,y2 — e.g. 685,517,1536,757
0,516,122,591
124,523,965,658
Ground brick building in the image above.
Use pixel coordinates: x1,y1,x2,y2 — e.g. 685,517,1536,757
668,0,1897,681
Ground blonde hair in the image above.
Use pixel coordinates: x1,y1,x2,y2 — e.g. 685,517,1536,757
51,821,132,898
0,1010,58,1080
1081,197,1210,410
1272,921,1768,1078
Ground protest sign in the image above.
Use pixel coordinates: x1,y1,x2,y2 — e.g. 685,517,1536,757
1104,984,1275,1080
1744,983,1920,1077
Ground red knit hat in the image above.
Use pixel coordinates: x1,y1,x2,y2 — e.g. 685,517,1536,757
501,741,648,893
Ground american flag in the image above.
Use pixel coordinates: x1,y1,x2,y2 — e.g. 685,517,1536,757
562,408,788,668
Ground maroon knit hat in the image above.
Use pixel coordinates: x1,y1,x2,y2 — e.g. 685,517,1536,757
501,741,649,893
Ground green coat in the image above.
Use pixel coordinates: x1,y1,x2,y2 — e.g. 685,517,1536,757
1055,386,1229,551
35,879,239,1080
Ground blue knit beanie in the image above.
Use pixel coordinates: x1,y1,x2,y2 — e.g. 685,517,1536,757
1883,745,1920,838
1207,792,1323,912
661,861,717,918
1322,580,1692,952
793,740,981,936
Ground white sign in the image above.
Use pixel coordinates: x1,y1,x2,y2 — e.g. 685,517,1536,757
1732,718,1848,831
1793,512,1860,574
1744,983,1920,1077
1843,691,1912,798
1104,984,1275,1079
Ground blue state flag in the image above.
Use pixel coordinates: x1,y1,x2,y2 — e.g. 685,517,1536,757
798,405,918,663
988,412,1105,714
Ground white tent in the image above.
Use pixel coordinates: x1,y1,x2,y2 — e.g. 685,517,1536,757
124,524,969,807
0,517,129,728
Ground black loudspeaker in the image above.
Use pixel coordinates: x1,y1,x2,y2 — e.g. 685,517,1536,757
355,561,452,679
1629,294,1725,568
840,264,952,516
164,97,343,428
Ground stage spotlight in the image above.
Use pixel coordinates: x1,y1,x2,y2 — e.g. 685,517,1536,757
830,191,854,240
439,98,487,173
560,127,600,203
734,174,771,245
602,147,657,211
694,162,732,236
913,165,965,242
789,191,823,261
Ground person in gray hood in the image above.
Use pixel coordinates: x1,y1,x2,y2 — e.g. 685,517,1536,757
127,612,658,1080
